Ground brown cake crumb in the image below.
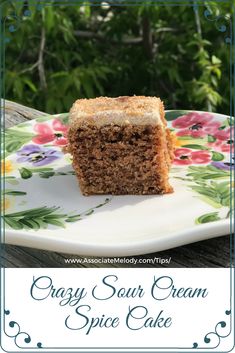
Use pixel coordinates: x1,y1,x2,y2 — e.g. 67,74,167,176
67,96,174,195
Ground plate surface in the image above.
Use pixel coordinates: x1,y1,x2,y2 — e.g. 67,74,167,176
2,110,234,256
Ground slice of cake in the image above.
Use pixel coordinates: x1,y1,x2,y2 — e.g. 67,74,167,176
67,96,174,195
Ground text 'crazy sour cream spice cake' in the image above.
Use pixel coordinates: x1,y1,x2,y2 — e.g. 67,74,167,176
66,96,174,195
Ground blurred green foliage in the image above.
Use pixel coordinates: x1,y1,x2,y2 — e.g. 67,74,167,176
2,0,232,114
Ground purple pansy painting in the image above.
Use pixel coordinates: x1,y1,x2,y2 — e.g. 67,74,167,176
211,161,234,171
16,144,62,166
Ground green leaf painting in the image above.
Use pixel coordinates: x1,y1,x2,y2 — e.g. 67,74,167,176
3,190,27,196
165,111,190,121
57,113,69,125
182,144,209,150
190,180,231,209
196,212,221,224
18,167,75,179
186,166,230,181
35,115,54,122
3,198,112,231
211,151,224,162
3,129,36,156
207,135,216,143
19,167,33,179
175,165,232,223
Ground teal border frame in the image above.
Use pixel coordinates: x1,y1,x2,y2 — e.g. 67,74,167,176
0,0,234,352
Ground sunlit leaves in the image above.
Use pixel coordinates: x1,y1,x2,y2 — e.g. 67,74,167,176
4,1,230,114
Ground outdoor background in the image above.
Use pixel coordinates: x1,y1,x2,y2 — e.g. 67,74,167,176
3,0,232,115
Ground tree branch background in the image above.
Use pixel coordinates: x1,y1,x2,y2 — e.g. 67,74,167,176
2,0,232,115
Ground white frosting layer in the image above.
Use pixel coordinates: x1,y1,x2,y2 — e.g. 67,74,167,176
70,110,162,127
69,96,164,128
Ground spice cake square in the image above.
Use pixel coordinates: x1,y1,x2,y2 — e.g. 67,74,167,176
67,96,174,195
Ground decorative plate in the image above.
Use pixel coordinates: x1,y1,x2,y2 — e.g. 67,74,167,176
2,110,234,256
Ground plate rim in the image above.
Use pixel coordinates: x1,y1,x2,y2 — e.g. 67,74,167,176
5,219,231,256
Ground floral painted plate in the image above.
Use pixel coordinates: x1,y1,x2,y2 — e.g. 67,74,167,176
2,110,234,256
